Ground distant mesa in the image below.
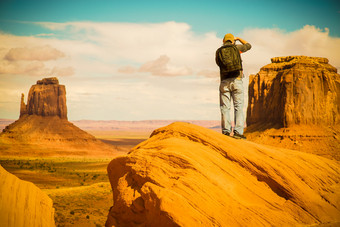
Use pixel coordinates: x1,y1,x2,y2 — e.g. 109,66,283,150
246,56,340,159
247,56,340,127
105,122,340,226
0,165,55,227
20,77,67,119
0,77,118,157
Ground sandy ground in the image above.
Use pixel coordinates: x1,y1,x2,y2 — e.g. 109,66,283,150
0,157,113,227
0,131,148,227
1,127,339,226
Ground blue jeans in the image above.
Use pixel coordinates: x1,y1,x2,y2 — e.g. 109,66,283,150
219,76,244,135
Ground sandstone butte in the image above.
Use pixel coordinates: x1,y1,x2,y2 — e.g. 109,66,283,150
246,56,340,159
247,56,339,127
0,165,55,227
0,77,119,157
105,122,340,227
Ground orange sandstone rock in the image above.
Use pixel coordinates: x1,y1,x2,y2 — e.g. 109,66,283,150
247,56,340,127
22,77,67,119
0,165,55,227
246,56,340,159
0,77,118,157
106,122,340,226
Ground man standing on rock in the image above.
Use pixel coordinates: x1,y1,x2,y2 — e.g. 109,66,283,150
215,33,251,139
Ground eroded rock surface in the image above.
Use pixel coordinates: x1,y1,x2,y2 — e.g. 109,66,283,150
0,165,55,227
247,56,340,127
246,56,340,159
106,122,340,226
20,77,67,119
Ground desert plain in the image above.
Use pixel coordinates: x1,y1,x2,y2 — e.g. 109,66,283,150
0,120,221,226
0,127,149,227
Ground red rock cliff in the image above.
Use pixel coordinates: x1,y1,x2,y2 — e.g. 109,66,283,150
21,77,67,119
247,56,340,128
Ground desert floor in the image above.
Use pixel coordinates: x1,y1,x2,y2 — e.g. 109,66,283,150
0,130,150,227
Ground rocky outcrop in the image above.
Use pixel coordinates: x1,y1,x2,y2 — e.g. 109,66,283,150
0,77,118,157
247,56,340,128
0,165,55,227
106,122,340,226
19,94,27,117
21,77,67,119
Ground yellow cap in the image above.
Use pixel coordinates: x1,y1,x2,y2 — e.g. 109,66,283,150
223,33,234,43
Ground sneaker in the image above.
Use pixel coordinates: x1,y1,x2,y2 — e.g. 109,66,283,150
233,131,246,140
223,131,231,136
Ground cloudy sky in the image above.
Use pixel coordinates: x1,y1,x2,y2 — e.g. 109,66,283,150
1,0,339,121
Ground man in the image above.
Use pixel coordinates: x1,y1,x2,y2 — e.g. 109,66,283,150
215,33,251,139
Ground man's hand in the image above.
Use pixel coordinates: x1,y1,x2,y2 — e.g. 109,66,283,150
234,37,248,44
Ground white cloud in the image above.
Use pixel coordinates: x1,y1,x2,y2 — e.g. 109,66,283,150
5,45,65,61
118,66,137,74
34,21,221,75
139,55,192,76
50,66,74,77
0,23,339,120
0,60,44,75
0,59,74,76
0,35,74,77
241,25,340,76
197,69,219,78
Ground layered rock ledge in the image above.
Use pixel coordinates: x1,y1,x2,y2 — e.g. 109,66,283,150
247,56,340,127
106,122,340,226
20,77,67,119
264,56,336,72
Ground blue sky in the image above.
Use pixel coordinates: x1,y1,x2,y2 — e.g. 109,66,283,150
0,0,340,120
1,0,340,37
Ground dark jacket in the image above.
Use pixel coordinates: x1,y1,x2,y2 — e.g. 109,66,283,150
216,42,251,80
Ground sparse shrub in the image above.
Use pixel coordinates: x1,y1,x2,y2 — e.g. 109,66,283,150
70,211,74,215
86,215,89,219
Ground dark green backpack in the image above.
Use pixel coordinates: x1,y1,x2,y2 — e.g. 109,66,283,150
217,43,242,72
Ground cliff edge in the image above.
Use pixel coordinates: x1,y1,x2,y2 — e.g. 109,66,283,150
0,165,55,227
106,122,340,226
247,56,339,127
246,56,340,159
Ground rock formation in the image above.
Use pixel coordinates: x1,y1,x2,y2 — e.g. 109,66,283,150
106,122,340,226
247,56,340,127
0,77,118,157
19,94,27,117
0,165,55,227
246,56,340,159
20,77,67,119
